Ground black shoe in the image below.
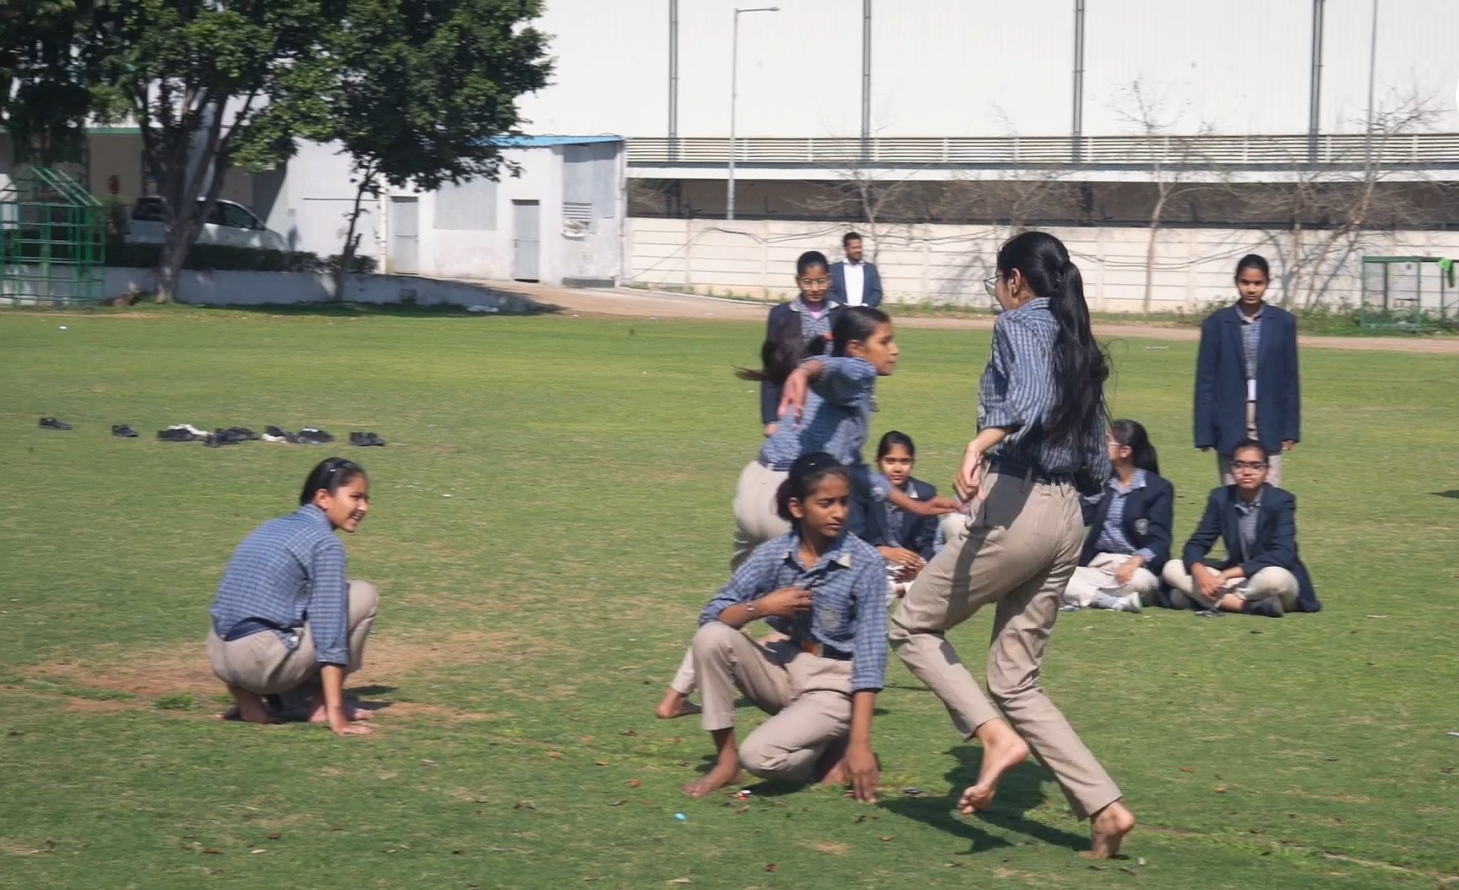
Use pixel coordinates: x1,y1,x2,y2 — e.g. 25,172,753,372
39,417,72,430
156,428,196,442
350,431,386,446
349,432,366,446
1194,608,1225,619
111,424,138,438
297,427,334,444
1242,599,1285,618
224,426,260,440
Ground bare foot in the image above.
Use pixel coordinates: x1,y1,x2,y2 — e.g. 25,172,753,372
306,700,374,723
682,763,742,798
957,721,1030,814
1082,800,1136,859
814,737,851,786
222,687,277,724
656,689,702,720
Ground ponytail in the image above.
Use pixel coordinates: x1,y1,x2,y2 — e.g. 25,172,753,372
995,231,1109,445
736,312,805,385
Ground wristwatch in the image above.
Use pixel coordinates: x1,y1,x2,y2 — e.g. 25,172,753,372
746,601,759,620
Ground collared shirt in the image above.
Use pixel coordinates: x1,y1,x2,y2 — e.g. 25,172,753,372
1240,306,1263,389
789,295,841,343
700,531,888,693
1234,490,1262,561
1094,470,1156,562
760,357,891,501
843,261,866,307
979,297,1110,482
209,504,351,664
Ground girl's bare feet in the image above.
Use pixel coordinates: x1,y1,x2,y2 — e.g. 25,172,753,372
957,720,1030,813
306,699,374,723
682,762,742,797
814,737,851,786
1082,800,1136,859
656,689,702,720
221,687,277,724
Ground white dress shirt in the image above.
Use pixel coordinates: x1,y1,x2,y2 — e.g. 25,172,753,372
843,261,866,307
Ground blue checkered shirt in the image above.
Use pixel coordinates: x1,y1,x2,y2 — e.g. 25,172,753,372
209,504,351,665
1234,491,1262,562
979,298,1110,483
760,357,891,501
1241,309,1262,384
1094,470,1156,562
790,296,839,343
700,531,889,693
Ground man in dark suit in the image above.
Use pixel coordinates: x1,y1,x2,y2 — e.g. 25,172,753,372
828,232,883,309
1194,255,1300,487
1162,439,1320,617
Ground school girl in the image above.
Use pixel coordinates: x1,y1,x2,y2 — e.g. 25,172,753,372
682,452,887,802
656,303,954,720
1062,420,1174,613
886,232,1137,858
863,431,940,598
758,250,845,436
205,458,379,736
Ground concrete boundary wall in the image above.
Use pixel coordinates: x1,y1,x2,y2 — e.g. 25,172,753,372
626,218,1459,312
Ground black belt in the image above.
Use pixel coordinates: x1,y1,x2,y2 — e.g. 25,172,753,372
796,639,853,660
223,618,297,642
988,459,1076,486
759,457,794,472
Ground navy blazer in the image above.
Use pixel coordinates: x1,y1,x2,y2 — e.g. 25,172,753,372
1079,472,1175,574
828,261,883,309
1180,485,1320,612
1194,303,1301,455
861,477,938,560
759,299,846,425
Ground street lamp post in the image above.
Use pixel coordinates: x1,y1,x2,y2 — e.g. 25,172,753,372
728,6,778,221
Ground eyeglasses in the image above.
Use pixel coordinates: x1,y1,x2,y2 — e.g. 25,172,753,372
983,274,999,298
1230,460,1267,471
799,277,830,287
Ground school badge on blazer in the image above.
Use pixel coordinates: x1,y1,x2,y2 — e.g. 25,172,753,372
1133,519,1149,536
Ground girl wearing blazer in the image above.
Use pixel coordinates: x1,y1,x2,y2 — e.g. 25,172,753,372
1063,420,1174,613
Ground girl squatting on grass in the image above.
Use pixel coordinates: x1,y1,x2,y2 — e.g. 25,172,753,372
888,231,1137,858
681,452,888,801
205,458,379,736
656,297,956,720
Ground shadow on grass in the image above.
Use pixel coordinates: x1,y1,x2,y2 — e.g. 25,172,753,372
1433,490,1459,500
880,744,1091,856
200,299,564,318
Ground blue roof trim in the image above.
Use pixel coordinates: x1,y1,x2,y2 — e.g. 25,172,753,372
493,135,623,147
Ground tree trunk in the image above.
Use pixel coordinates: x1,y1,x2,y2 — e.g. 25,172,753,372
1142,193,1168,313
333,168,379,300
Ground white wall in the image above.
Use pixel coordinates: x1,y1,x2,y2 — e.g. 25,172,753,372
626,217,1459,312
522,0,1459,138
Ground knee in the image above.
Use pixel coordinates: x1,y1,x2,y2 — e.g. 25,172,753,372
986,662,1039,705
691,621,740,659
1131,568,1160,594
1160,561,1187,589
737,733,803,780
349,580,380,619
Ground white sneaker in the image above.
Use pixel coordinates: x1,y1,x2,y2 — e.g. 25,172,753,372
1114,593,1143,613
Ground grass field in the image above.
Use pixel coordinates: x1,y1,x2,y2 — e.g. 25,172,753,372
2,306,1458,889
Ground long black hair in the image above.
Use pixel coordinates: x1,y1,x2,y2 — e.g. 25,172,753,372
829,305,890,358
300,458,367,506
775,452,851,523
996,231,1108,445
735,311,808,385
1110,419,1159,475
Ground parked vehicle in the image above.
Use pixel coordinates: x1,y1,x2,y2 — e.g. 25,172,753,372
126,197,289,252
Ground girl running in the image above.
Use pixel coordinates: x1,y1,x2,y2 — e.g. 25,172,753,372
682,452,887,802
888,231,1136,858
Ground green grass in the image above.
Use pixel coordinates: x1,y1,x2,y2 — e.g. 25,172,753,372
2,306,1458,889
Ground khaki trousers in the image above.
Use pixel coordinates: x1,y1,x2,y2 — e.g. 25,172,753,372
732,461,791,571
1218,400,1284,487
205,580,379,695
1161,562,1299,613
1063,552,1161,608
889,471,1122,820
693,622,854,782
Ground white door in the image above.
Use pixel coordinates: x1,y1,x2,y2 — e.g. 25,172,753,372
512,200,540,282
389,197,419,275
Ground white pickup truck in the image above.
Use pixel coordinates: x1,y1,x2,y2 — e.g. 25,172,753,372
126,197,290,252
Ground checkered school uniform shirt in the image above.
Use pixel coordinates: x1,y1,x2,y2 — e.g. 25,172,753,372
1234,491,1263,562
701,531,889,693
789,295,840,342
979,298,1110,483
1093,470,1157,562
759,357,891,501
209,504,351,664
1241,308,1263,385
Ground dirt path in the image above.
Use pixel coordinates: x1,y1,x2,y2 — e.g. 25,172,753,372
502,282,1459,355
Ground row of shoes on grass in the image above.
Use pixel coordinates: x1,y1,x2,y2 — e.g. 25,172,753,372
40,417,384,447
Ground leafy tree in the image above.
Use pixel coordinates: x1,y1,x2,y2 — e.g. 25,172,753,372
319,0,552,295
0,0,99,165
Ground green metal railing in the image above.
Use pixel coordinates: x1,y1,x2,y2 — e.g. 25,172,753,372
1359,256,1455,332
1,167,106,306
